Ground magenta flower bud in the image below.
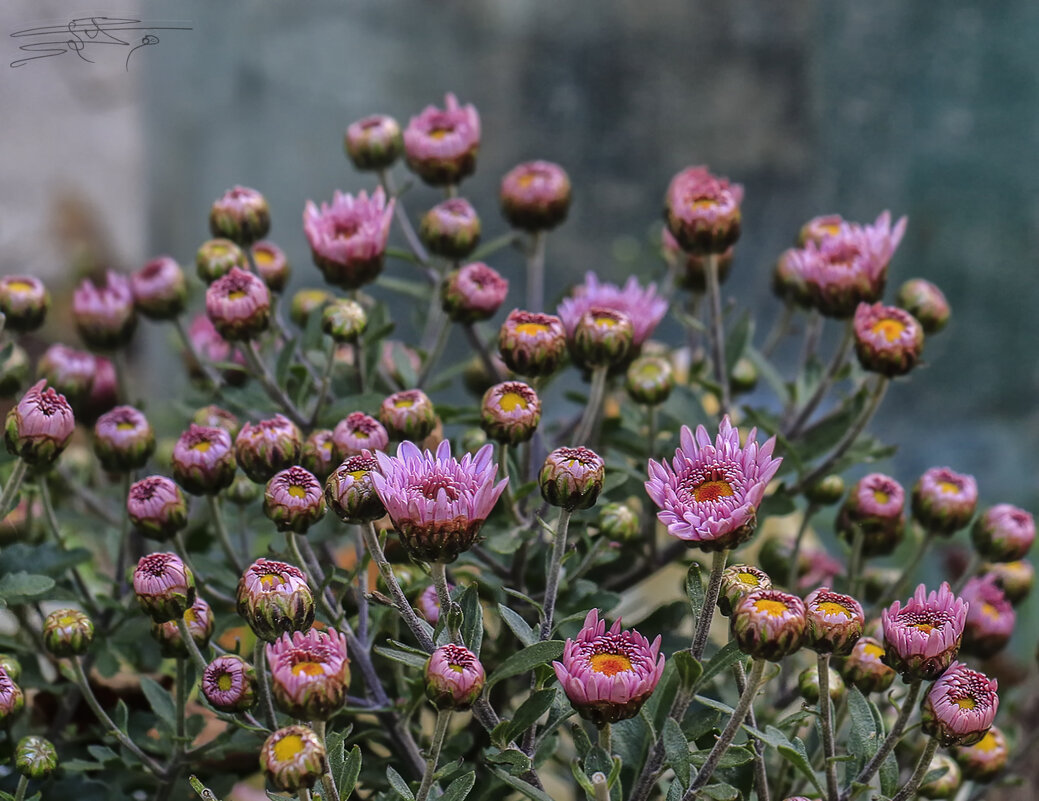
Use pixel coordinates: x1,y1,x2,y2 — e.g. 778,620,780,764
38,344,96,404
662,227,734,292
420,198,481,259
72,271,137,350
959,576,1014,659
804,474,845,506
93,405,155,472
797,663,845,705
912,467,978,535
264,466,326,534
416,583,447,624
77,355,119,425
540,446,605,512
261,725,326,793
424,643,485,711
981,561,1033,605
404,93,481,187
184,314,248,386
205,267,271,342
972,504,1034,562
203,654,257,713
196,238,248,284
0,668,25,722
804,587,865,655
325,451,385,524
127,475,188,541
237,559,315,643
558,272,668,352
719,564,773,617
332,412,389,461
193,405,241,439
572,307,634,369
599,501,641,542
921,661,999,747
500,160,571,231
173,424,237,495
345,114,403,171
553,609,665,725
441,262,508,324
304,188,394,291
152,596,214,658
321,299,368,344
236,415,302,483
267,628,350,720
882,583,967,681
953,726,1008,783
731,589,807,661
301,429,336,482
5,381,76,467
0,343,30,398
133,552,196,623
897,278,950,334
481,381,541,446
372,440,507,563
379,389,436,442
251,240,291,293
498,309,568,377
626,355,674,406
838,636,896,695
646,416,782,552
132,256,187,320
42,609,95,657
853,302,924,377
837,473,906,557
209,186,270,246
289,288,333,327
798,214,846,246
664,166,744,255
772,248,813,307
0,275,50,333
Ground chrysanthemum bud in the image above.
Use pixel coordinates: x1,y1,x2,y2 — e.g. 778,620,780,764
540,446,605,511
425,643,485,711
261,725,327,793
325,452,385,524
15,735,58,779
897,279,950,335
571,308,633,368
481,381,541,446
301,429,336,482
134,552,196,624
5,381,76,467
251,241,291,293
731,589,806,661
0,275,50,333
132,256,187,320
126,476,188,543
838,636,895,695
404,93,480,187
264,466,326,534
853,302,924,377
173,424,237,495
441,262,508,324
416,583,445,624
210,186,270,246
235,415,302,484
772,248,813,307
598,501,640,542
379,389,436,442
912,467,978,535
919,754,961,799
193,405,241,439
953,726,1008,784
0,655,21,682
664,166,743,255
0,667,24,722
332,412,389,461
0,343,30,398
289,289,333,327
42,608,94,657
719,565,772,617
72,271,137,350
837,473,906,557
203,654,257,713
152,597,213,658
798,664,845,705
625,355,673,406
804,474,845,506
500,160,571,231
93,405,155,472
498,309,567,377
797,214,845,246
921,661,998,747
882,583,967,681
267,629,350,720
960,576,1014,659
981,560,1033,604
729,357,758,394
183,315,248,386
205,267,271,342
662,227,734,292
345,114,403,171
237,559,315,642
804,588,864,655
420,198,481,259
196,238,248,284
321,299,367,343
972,504,1034,562
38,344,96,404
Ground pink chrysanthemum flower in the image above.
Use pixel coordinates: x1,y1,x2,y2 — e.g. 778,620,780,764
0,666,24,720
72,270,137,349
882,582,968,680
332,412,389,460
972,503,1035,562
441,262,509,324
731,589,807,660
132,256,187,320
664,166,744,255
853,302,924,377
127,475,188,541
921,661,999,747
425,643,486,710
837,472,906,557
236,558,315,643
804,587,864,655
552,609,665,724
403,93,481,186
557,272,668,348
202,654,256,713
133,552,196,623
267,628,350,721
38,344,97,402
645,416,781,552
263,466,326,534
172,423,237,495
960,575,1015,659
371,440,507,563
303,188,394,290
4,380,76,467
94,405,155,472
416,583,448,624
912,467,978,535
205,267,271,342
500,160,572,231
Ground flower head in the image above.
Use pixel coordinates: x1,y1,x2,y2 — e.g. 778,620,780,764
798,214,846,246
882,583,967,680
345,114,403,171
420,198,481,259
261,725,326,793
798,663,845,706
540,446,606,511
853,302,924,376
194,405,241,438
804,587,864,655
598,501,641,542
73,271,137,349
664,166,744,255
133,552,196,623
557,272,667,349
209,186,270,246
132,256,187,319
442,262,508,324
325,451,386,524
235,415,302,483
15,736,58,780
981,561,1033,605
94,405,155,472
498,309,568,377
553,609,665,724
626,355,674,406
195,238,247,283
425,643,486,710
416,583,448,624
173,424,237,495
0,668,25,721
301,429,336,482
332,411,389,461
127,475,188,541
921,661,999,747
838,635,896,695
252,241,292,293
78,355,119,423
264,466,326,533
837,473,906,557
972,504,1035,562
911,467,978,535
0,275,50,333
953,726,1008,783
571,307,635,368
481,381,541,445
718,564,772,617
304,188,394,290
267,628,350,720
959,575,1014,659
38,344,96,403
404,93,481,186
372,440,507,563
645,416,781,552
731,589,807,661
322,299,367,343
184,314,247,385
152,596,214,658
205,267,271,341
500,160,572,231
237,558,315,642
203,654,257,713
379,389,436,442
43,609,95,658
897,278,950,334
5,380,76,466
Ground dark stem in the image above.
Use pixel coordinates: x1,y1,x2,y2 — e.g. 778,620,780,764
890,737,941,801
704,253,730,417
818,653,838,801
241,340,307,427
539,509,572,642
785,320,854,438
526,231,546,313
691,549,728,660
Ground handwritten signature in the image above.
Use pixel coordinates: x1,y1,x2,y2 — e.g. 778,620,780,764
10,17,191,70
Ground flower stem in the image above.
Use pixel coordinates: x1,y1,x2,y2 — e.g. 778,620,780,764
13,776,28,801
431,561,460,644
574,365,608,446
890,737,941,801
539,509,572,642
113,348,132,404
355,339,367,394
377,169,432,275
241,340,307,428
38,477,101,617
526,231,546,313
691,549,729,660
762,303,794,358
846,526,865,600
787,503,818,589
172,316,224,390
785,320,854,438
498,444,526,525
313,719,342,801
361,522,434,652
818,653,838,801
253,639,278,730
172,532,236,607
0,457,27,521
417,313,452,389
882,528,934,608
175,655,188,751
177,616,210,674
415,708,452,801
598,722,612,754
734,660,770,801
463,323,503,383
207,495,244,575
309,342,338,427
704,252,730,417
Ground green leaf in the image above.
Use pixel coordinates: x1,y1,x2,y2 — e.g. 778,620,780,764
0,571,55,604
746,344,790,405
440,771,476,801
377,274,429,298
373,644,430,669
140,676,176,729
0,543,93,577
690,745,753,768
725,310,753,374
663,717,691,786
685,562,705,621
496,688,557,745
338,745,362,799
499,604,537,647
386,765,415,800
486,748,532,775
879,750,899,798
458,581,483,655
701,782,740,801
777,735,824,794
696,642,744,690
486,640,564,690
491,768,556,801
672,650,702,692
846,687,879,776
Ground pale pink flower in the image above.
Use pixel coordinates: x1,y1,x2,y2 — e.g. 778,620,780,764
557,272,667,347
882,582,967,680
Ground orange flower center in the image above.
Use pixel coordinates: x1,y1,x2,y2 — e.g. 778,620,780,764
871,318,907,343
589,653,633,676
753,599,789,617
516,322,549,336
429,126,453,140
498,392,528,412
981,603,1000,620
818,601,852,618
693,480,734,503
273,733,305,761
912,622,937,634
689,198,717,212
291,661,326,677
976,732,998,752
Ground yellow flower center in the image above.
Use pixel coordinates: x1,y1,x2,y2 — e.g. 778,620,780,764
288,485,307,499
594,315,618,328
870,318,906,343
753,599,789,617
258,574,283,589
821,223,841,236
589,653,633,676
273,733,305,762
736,572,760,587
8,280,35,292
348,469,369,480
873,489,890,504
291,661,326,677
228,290,247,301
498,392,528,412
517,173,535,188
192,441,212,452
217,672,234,692
210,244,230,256
981,602,1000,620
818,601,852,618
689,198,717,211
185,609,198,624
516,322,549,336
394,398,414,409
863,643,885,659
693,480,735,503
975,732,998,752
954,697,977,710
254,250,274,265
938,481,961,495
58,614,79,626
429,126,453,140
116,422,135,431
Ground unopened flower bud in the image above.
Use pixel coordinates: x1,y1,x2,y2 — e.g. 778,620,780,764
5,381,76,467
972,504,1034,562
173,424,237,495
441,262,508,324
420,198,481,259
15,736,58,779
38,344,96,404
206,267,271,341
837,473,906,557
152,596,214,658
731,589,806,661
72,271,137,350
0,655,21,682
236,415,302,483
93,405,155,472
0,276,50,333
77,355,119,425
416,583,446,624
127,475,188,541
853,302,924,377
404,93,480,187
481,381,541,445
43,608,94,657
838,636,895,695
260,725,326,793
196,238,248,284
301,429,336,482
321,299,367,344
203,654,257,713
264,466,326,533
921,661,998,747
268,629,350,720
911,467,978,535
981,560,1033,605
919,754,961,799
664,166,743,255
345,114,403,171
797,664,845,705
425,643,485,710
498,309,567,377
953,726,1008,784
772,248,813,307
134,552,196,623
805,475,845,506
500,160,571,231
251,241,291,293
540,446,605,511
132,256,187,319
237,559,315,642
897,279,950,334
332,412,389,461
0,668,24,721
0,343,29,398
193,405,241,439
379,389,436,441
626,355,673,406
804,588,864,655
960,576,1014,659
210,186,270,246
797,214,845,246
719,564,772,617
572,308,633,368
289,288,332,327
599,501,640,542
325,451,385,524
729,357,758,394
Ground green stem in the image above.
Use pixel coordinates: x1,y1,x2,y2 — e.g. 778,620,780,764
112,472,133,601
38,477,102,617
175,656,188,751
847,526,865,600
598,722,612,755
206,495,244,574
355,339,367,394
113,348,132,404
313,720,342,801
734,660,770,801
691,549,729,660
498,444,526,525
0,458,27,519
539,509,572,642
13,776,28,801
762,303,794,358
377,169,432,274
574,365,608,446
785,321,854,438
241,340,307,427
172,316,224,390
415,709,452,801
254,639,278,730
432,561,460,644
177,616,209,674
798,311,823,376
704,252,730,417
463,323,503,383
818,653,838,801
787,503,818,589
526,231,546,313
173,532,236,607
309,342,337,426
360,522,434,651
417,313,451,389
890,737,941,801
